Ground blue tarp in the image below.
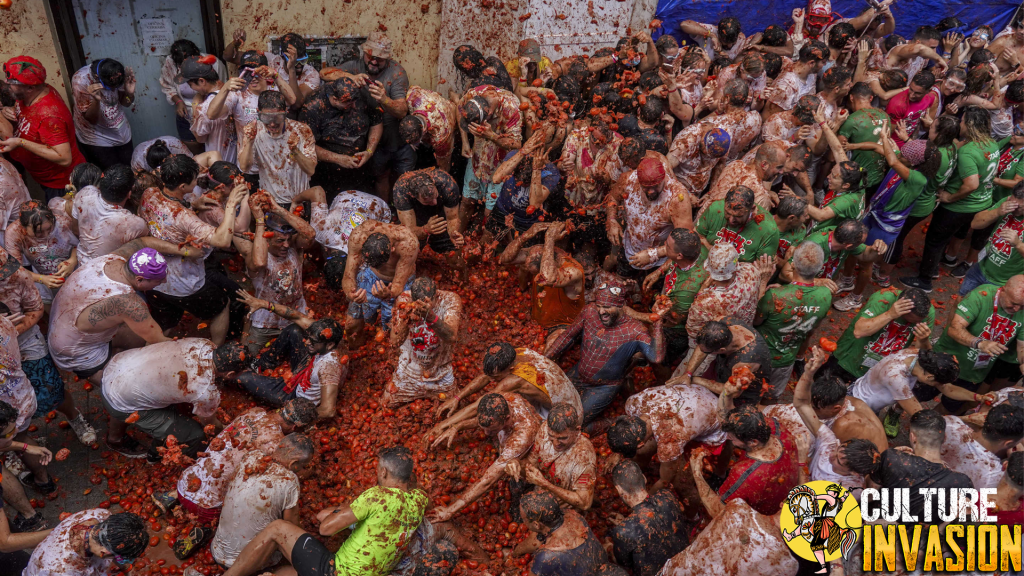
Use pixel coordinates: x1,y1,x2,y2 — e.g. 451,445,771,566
653,0,1022,46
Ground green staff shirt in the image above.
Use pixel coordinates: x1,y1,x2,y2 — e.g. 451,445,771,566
835,287,935,379
943,140,1002,214
838,108,889,188
934,284,1024,383
697,200,779,262
993,146,1024,204
776,226,808,260
333,486,429,576
756,283,833,367
662,256,709,334
910,144,956,218
810,190,865,233
883,169,927,214
799,229,866,280
978,198,1024,287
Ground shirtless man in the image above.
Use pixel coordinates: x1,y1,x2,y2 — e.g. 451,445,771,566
989,14,1024,75
700,143,788,213
505,403,597,512
385,277,462,406
428,342,582,440
607,384,727,495
47,245,169,385
428,392,541,522
342,220,419,346
885,25,948,79
607,157,692,277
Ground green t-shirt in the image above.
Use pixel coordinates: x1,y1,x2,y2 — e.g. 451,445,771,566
944,140,1002,214
934,284,1024,382
334,486,429,576
978,198,1024,286
697,200,780,262
993,146,1024,204
838,108,889,188
756,284,833,367
662,256,709,333
776,225,808,260
910,144,957,218
835,287,936,378
799,229,866,280
810,190,865,233
883,169,927,214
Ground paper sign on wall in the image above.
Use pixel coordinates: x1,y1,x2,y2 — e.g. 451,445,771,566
140,18,174,53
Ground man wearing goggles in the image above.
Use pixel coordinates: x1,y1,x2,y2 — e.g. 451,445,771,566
70,58,136,169
238,90,317,207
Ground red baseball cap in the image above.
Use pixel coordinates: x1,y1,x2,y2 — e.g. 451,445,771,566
4,56,47,85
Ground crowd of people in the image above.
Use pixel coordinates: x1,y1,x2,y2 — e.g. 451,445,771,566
0,1,1022,575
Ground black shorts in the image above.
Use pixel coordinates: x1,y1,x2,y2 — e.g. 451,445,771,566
664,328,690,367
144,279,231,331
73,343,113,380
821,354,857,385
291,534,336,576
986,358,1021,383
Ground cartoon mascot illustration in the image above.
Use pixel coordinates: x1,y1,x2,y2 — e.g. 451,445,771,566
783,484,858,574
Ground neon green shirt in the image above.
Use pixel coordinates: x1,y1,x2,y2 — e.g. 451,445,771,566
334,486,429,576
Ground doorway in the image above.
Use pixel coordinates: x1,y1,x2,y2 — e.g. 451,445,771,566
48,0,222,144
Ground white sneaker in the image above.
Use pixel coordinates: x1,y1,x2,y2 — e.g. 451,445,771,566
69,414,98,445
836,275,855,293
833,293,863,312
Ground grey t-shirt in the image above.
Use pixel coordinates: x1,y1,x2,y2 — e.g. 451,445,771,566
340,58,410,149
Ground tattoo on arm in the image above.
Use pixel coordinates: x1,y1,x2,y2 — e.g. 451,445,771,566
87,294,152,326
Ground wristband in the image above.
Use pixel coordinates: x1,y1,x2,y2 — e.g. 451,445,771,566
270,304,276,313
611,53,619,63
973,393,980,401
427,312,440,325
971,336,982,349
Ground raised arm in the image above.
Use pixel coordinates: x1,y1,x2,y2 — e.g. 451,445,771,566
812,103,848,162
793,346,828,436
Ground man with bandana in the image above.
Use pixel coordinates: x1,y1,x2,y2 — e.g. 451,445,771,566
0,57,87,200
300,76,384,198
667,123,731,198
70,58,136,169
546,279,668,428
47,246,170,390
340,32,411,203
610,157,692,277
385,277,463,406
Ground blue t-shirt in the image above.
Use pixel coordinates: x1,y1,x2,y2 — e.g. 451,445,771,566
495,150,560,229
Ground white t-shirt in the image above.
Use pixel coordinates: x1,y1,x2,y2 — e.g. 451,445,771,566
940,416,1004,490
298,349,345,406
250,119,316,205
72,185,150,265
192,91,238,164
24,508,113,576
0,156,32,247
101,338,221,418
0,316,36,432
130,136,192,172
848,349,918,413
222,90,267,174
176,408,284,509
266,54,321,93
310,192,392,254
72,66,132,147
211,450,300,567
625,384,726,463
137,188,216,297
810,424,864,487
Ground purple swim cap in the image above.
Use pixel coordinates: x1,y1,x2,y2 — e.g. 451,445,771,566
128,248,167,280
703,127,731,158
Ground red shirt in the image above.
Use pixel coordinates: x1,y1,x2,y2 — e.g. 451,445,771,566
885,90,938,148
10,87,86,188
718,418,800,515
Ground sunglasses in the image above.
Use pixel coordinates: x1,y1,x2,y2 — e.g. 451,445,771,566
596,282,622,295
